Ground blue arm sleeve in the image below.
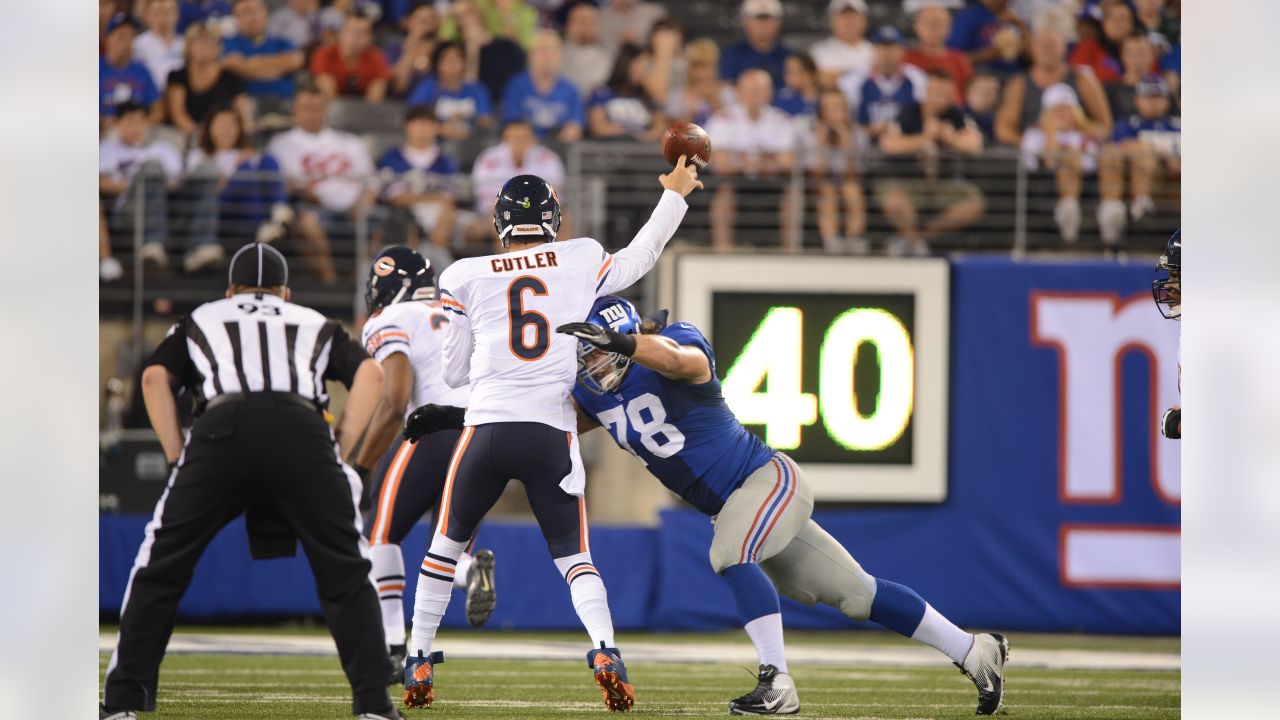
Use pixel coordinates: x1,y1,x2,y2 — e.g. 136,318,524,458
660,322,716,375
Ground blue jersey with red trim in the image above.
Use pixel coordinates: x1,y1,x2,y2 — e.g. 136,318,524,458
572,322,776,515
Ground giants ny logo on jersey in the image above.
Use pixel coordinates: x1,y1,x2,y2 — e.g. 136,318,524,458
1031,292,1180,590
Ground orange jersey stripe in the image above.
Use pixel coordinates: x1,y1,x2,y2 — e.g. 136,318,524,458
596,255,614,281
440,297,466,310
436,426,475,537
372,440,417,545
378,583,405,593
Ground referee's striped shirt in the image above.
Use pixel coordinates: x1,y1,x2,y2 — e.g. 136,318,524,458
146,292,368,407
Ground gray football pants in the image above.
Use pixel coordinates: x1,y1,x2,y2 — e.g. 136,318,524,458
709,453,877,621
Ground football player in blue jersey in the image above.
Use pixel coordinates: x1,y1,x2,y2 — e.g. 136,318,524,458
557,296,1008,716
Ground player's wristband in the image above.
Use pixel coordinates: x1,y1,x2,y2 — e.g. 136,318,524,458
603,330,637,357
1160,407,1181,439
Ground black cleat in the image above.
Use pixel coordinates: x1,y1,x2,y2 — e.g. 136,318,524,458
728,664,800,715
387,644,407,686
957,633,1009,715
465,548,497,627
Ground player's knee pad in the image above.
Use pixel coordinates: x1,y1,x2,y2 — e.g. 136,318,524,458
834,567,877,621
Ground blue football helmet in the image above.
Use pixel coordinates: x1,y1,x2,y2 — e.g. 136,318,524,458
492,174,561,247
576,296,642,394
1151,229,1180,320
365,246,435,313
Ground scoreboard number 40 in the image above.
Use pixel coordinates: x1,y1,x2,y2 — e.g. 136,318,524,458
720,306,915,453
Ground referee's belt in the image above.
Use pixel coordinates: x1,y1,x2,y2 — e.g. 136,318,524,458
201,391,324,416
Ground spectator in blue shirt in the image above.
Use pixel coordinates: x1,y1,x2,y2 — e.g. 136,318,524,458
1100,74,1179,224
500,30,584,142
774,52,818,120
840,26,927,145
187,105,291,244
946,0,1029,76
720,0,790,90
222,0,305,100
407,42,495,141
178,0,233,33
101,14,161,122
586,44,666,141
377,105,463,253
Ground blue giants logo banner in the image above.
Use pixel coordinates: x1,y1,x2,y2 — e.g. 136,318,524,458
653,256,1180,634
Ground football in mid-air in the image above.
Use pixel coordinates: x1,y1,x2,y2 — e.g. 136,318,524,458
661,121,711,169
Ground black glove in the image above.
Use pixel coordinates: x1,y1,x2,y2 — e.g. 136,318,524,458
403,404,467,443
556,322,637,356
1160,407,1181,439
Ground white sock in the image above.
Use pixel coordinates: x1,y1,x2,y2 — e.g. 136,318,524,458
369,543,406,647
553,552,616,648
911,604,974,664
743,613,788,673
453,551,474,590
409,533,467,656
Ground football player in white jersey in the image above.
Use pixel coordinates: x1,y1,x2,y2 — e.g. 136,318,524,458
399,159,702,711
357,247,496,684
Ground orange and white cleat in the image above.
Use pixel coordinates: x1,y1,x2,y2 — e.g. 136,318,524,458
587,644,635,712
403,650,444,709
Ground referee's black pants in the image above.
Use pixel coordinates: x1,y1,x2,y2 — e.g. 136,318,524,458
103,394,393,716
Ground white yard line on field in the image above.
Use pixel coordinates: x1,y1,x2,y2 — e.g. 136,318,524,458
97,632,1180,671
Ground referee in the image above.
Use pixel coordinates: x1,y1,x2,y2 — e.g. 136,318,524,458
102,244,404,720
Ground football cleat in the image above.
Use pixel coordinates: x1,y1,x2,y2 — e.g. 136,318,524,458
728,664,800,715
957,633,1009,716
465,548,497,627
403,650,445,709
388,644,407,686
587,644,635,712
99,705,138,720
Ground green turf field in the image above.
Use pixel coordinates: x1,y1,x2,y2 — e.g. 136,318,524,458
98,630,1180,719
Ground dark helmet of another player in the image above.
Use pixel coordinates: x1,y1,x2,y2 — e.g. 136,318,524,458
576,295,642,394
365,246,435,314
1152,229,1181,320
492,174,562,247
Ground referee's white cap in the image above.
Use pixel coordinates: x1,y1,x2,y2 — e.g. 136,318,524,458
228,242,289,288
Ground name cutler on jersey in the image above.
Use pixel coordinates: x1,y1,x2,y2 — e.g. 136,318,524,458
489,250,559,273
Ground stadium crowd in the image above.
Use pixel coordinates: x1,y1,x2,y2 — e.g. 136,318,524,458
99,0,1182,282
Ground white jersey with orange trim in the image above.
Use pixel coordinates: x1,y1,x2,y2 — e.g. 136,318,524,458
361,299,470,419
436,188,689,433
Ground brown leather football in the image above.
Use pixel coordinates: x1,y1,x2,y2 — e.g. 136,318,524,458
661,121,711,169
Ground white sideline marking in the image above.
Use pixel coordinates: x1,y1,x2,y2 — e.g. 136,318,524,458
98,632,1179,671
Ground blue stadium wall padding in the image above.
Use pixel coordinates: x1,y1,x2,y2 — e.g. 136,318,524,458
100,259,1180,634
100,516,658,630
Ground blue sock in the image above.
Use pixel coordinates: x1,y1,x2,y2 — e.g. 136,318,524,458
869,578,926,637
721,563,781,624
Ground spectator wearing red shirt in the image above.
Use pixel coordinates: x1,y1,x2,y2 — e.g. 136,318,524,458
904,4,972,104
310,10,391,101
1068,0,1132,85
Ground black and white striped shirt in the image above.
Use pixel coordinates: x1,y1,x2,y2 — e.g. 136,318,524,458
146,292,368,407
